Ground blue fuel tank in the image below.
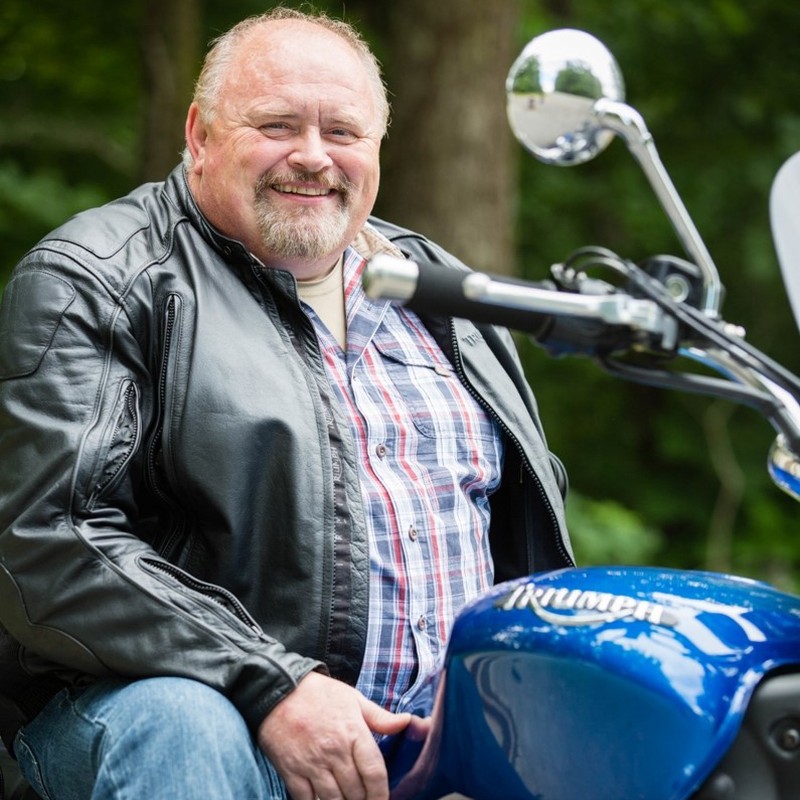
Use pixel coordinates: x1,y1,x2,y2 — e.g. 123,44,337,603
384,566,800,800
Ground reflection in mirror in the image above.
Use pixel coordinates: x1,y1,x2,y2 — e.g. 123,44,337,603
506,29,625,165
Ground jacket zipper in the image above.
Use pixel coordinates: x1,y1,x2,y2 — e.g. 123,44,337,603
140,556,268,638
87,380,141,509
448,320,574,569
146,294,185,556
251,266,343,664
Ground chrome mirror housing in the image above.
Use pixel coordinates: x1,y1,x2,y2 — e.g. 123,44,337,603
506,28,625,166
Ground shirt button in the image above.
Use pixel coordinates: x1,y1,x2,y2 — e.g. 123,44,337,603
434,365,450,377
375,443,387,458
408,525,418,541
417,615,427,631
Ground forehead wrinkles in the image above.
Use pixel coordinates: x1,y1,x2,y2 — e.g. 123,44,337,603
223,23,377,122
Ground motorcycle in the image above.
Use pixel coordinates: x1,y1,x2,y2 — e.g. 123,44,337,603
363,29,800,800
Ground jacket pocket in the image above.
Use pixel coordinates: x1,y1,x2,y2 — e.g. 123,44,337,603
86,379,141,509
138,556,265,637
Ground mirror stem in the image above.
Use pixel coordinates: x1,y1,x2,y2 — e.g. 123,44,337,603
594,99,723,316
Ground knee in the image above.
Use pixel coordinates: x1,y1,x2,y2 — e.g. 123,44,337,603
75,678,275,798
104,677,251,748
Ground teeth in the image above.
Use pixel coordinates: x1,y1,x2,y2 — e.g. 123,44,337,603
274,184,331,196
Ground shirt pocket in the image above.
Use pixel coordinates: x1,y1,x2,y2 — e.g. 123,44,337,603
371,339,459,439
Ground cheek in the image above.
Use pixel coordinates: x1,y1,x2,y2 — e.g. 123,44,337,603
351,153,381,199
363,168,381,211
210,135,277,177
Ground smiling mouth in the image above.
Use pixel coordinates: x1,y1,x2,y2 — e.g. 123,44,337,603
256,170,352,205
272,183,335,197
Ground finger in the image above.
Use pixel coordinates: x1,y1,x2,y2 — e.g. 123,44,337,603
323,735,379,800
311,769,349,800
329,764,367,800
358,696,413,737
405,714,433,740
350,734,390,800
283,773,315,800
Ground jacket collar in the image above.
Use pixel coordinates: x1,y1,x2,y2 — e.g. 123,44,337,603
165,165,255,265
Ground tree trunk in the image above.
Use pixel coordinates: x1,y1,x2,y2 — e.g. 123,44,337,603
376,0,521,275
138,0,200,182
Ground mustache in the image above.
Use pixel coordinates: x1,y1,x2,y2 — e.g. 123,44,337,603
255,169,354,198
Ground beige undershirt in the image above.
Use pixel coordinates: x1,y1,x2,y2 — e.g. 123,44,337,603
296,255,347,348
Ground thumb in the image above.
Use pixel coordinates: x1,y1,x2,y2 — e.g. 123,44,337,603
359,697,413,736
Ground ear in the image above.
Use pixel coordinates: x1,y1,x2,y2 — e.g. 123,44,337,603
185,103,208,174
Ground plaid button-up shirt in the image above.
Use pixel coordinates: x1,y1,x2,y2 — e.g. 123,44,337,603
302,236,504,715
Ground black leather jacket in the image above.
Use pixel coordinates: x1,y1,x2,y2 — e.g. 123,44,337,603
0,166,573,750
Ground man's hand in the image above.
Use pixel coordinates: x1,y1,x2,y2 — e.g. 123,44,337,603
257,671,412,800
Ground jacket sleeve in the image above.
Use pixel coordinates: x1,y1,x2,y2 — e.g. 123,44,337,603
0,249,322,734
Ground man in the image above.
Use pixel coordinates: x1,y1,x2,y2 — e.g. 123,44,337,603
0,7,573,799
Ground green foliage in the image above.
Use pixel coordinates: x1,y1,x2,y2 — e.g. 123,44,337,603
566,491,662,566
0,162,108,283
0,0,142,272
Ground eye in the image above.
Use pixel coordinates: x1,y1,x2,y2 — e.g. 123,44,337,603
260,121,293,137
326,127,358,143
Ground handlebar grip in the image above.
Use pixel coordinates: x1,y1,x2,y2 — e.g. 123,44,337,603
363,254,634,357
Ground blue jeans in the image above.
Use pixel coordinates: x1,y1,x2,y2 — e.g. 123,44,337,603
13,677,288,800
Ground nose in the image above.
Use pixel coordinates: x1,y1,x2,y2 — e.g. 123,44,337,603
287,128,334,173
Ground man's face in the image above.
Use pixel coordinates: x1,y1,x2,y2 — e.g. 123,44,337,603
185,20,383,278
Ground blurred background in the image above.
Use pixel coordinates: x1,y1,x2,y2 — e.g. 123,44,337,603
2,0,799,587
